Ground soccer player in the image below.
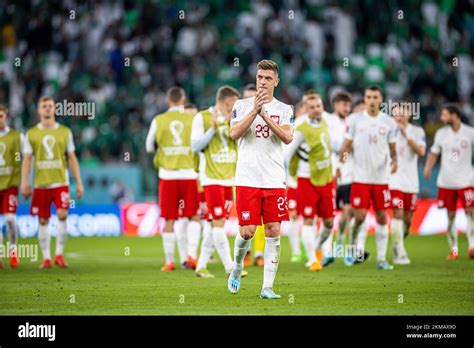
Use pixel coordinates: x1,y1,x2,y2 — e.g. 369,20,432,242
389,103,426,265
424,104,474,260
240,83,266,267
337,86,398,270
21,96,84,269
324,91,353,266
285,94,335,272
285,100,306,263
0,105,21,269
145,86,201,271
191,86,241,277
228,60,294,299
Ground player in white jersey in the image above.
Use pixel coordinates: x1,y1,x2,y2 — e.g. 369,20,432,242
191,86,241,278
389,103,426,265
320,91,354,267
285,100,306,263
424,104,474,260
337,86,398,270
228,60,294,299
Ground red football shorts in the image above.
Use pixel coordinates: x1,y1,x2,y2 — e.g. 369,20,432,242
297,178,335,219
0,186,18,214
204,185,233,220
390,190,417,212
437,187,474,212
159,179,199,219
30,185,70,218
350,182,390,211
235,186,289,225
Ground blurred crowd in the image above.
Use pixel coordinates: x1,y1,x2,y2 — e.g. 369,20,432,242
0,0,473,168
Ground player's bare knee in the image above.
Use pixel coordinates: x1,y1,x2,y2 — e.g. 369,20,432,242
392,208,403,220
447,210,456,220
163,219,175,232
57,210,68,221
39,218,49,226
303,218,313,226
190,215,200,222
375,211,387,225
323,218,334,229
212,218,225,228
290,210,297,220
240,225,256,239
264,223,280,237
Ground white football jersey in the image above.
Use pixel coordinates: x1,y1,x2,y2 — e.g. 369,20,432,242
430,124,474,189
345,110,397,184
389,124,426,193
324,112,353,185
231,96,294,189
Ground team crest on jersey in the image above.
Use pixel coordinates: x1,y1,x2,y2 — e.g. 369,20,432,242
214,207,223,217
460,139,468,149
353,197,361,206
242,211,250,221
270,115,280,124
379,127,387,135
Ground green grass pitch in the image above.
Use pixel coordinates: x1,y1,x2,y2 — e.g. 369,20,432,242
1,235,473,315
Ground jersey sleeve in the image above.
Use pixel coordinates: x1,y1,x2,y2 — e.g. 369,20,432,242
230,100,245,126
67,130,76,153
430,129,442,154
388,118,398,143
416,127,427,147
191,112,215,152
23,132,33,155
344,114,356,140
145,118,157,154
284,130,304,166
281,105,295,128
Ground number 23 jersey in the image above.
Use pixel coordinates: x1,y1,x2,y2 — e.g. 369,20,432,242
231,96,294,189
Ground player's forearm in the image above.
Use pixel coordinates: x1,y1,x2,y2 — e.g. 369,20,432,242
339,139,352,163
230,109,258,140
68,155,83,187
389,143,397,162
407,138,426,157
424,153,438,172
21,156,31,186
191,128,215,152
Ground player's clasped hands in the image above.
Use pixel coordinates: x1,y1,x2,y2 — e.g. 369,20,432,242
253,89,270,115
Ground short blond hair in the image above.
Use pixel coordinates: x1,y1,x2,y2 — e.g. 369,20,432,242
0,104,8,114
256,59,279,75
38,96,55,104
216,85,240,101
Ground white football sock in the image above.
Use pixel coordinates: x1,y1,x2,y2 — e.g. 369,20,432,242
196,221,214,270
467,214,474,249
263,236,280,289
5,213,17,253
376,223,389,263
213,226,233,273
231,232,252,278
38,224,51,261
187,220,201,259
162,232,176,264
301,224,316,263
321,229,333,258
447,217,457,253
55,219,68,256
175,218,188,264
391,218,404,256
287,219,300,256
